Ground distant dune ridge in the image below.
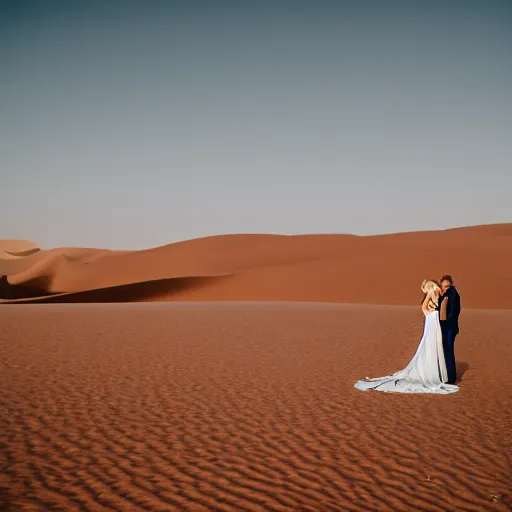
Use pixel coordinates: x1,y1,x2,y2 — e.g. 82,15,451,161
1,223,512,307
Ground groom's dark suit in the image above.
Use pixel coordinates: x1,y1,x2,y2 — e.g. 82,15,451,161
439,286,461,384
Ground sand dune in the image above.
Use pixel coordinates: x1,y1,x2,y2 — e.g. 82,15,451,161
0,250,25,260
1,224,512,307
0,275,231,303
0,239,39,253
2,302,511,511
0,243,40,261
2,227,511,510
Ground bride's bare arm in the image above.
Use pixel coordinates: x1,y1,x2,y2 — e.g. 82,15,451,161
422,295,430,317
422,289,438,317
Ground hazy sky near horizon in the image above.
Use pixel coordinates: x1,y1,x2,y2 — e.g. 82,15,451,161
1,0,511,249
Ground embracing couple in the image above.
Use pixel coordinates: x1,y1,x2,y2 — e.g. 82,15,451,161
355,275,461,394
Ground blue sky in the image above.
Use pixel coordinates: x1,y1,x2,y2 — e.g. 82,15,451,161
2,0,511,248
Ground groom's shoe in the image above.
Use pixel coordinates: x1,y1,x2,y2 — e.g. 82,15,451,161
447,380,456,385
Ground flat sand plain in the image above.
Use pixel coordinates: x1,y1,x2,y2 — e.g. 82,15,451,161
1,302,511,511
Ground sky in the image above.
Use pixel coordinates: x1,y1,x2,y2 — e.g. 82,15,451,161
1,0,511,249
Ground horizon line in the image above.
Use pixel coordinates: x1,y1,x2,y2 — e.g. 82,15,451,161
2,221,511,252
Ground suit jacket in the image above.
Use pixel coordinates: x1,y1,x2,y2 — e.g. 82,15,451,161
439,285,461,326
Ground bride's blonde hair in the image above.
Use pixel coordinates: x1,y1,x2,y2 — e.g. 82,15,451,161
421,279,441,293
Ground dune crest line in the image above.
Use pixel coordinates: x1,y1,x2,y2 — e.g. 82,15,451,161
1,224,512,307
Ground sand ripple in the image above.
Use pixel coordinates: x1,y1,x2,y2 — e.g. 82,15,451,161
1,303,511,511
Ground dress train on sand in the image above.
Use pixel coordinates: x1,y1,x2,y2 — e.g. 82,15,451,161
354,311,459,394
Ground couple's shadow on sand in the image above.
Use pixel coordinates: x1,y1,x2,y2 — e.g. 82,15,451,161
456,362,469,383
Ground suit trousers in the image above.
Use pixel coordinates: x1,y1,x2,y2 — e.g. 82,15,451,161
440,320,458,383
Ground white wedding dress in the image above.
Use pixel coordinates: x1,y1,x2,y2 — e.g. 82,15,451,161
354,310,459,394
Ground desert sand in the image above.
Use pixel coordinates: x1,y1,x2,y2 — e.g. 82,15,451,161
1,302,511,511
1,223,512,308
2,225,512,510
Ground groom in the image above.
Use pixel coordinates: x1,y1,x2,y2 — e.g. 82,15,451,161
439,275,461,384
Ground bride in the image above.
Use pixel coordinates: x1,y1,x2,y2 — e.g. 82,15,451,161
354,280,459,394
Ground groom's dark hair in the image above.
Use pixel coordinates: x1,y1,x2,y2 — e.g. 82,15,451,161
440,275,453,284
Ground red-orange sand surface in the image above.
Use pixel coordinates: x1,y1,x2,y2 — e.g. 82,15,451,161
1,302,511,511
2,224,512,308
